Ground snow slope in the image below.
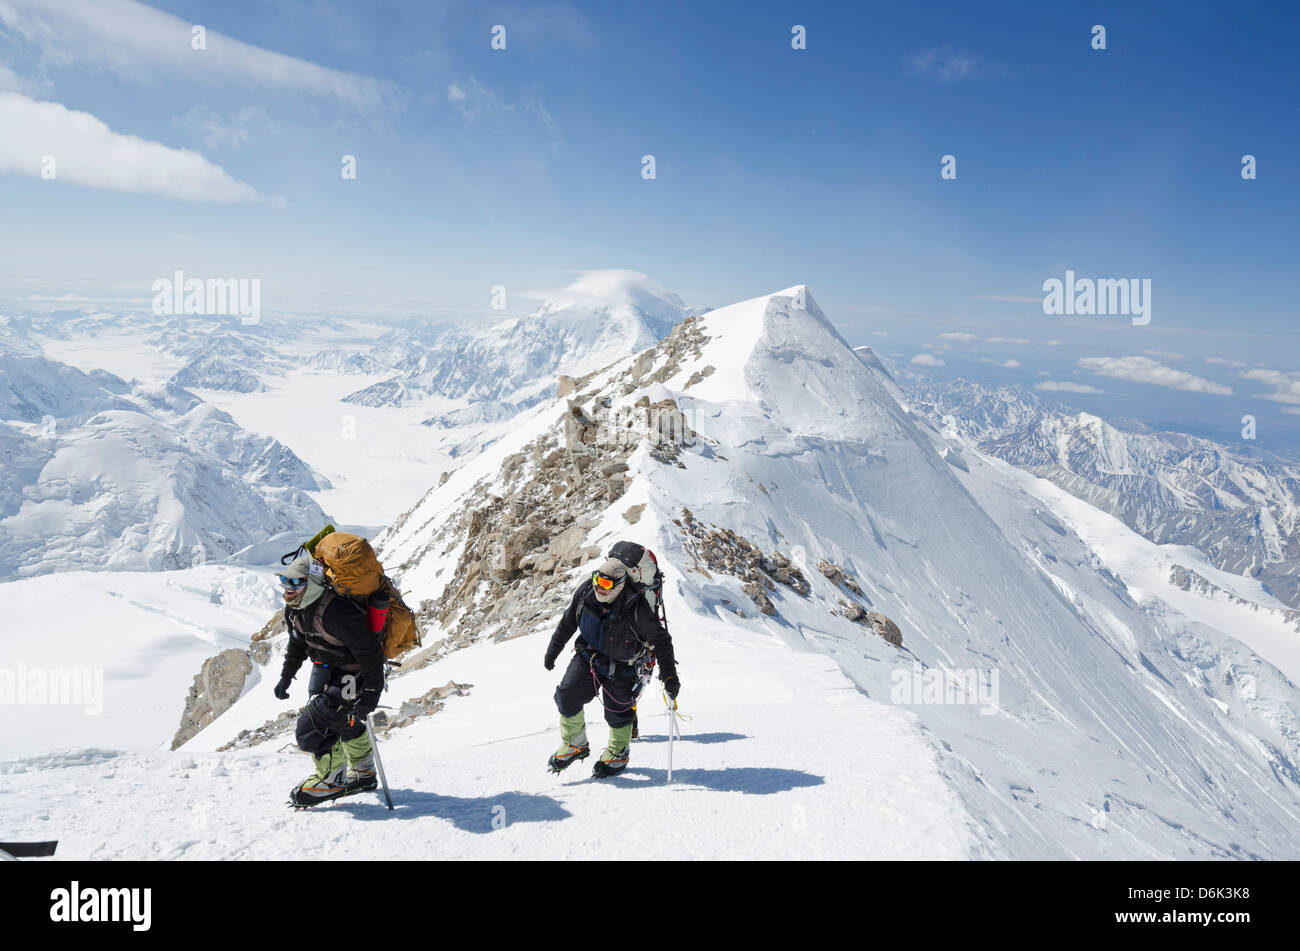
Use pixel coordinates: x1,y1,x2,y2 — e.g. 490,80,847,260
0,566,280,760
1,612,974,860
197,367,459,527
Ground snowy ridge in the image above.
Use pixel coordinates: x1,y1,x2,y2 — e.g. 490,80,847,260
170,355,266,393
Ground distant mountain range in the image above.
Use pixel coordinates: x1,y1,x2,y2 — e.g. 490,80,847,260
895,369,1300,609
0,341,329,579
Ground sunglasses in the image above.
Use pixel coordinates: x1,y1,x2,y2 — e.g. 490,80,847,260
592,572,621,591
278,575,308,589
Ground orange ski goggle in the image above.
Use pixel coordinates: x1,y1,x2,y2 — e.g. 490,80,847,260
593,572,619,591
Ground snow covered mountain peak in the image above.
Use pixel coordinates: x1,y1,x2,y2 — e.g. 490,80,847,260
508,270,687,377
683,284,911,445
527,268,684,315
343,270,688,410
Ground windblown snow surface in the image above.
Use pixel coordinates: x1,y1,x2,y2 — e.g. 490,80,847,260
7,287,1300,860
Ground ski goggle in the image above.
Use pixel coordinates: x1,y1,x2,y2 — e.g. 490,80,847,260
592,571,621,591
278,575,308,590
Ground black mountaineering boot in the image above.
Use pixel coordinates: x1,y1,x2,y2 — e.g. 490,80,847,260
592,724,633,778
548,742,590,773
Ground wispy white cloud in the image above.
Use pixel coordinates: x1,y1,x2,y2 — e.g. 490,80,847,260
446,76,563,150
0,62,47,96
1143,349,1184,361
1205,356,1247,368
1077,355,1232,395
173,105,274,150
444,76,561,149
1242,368,1300,405
987,336,1032,345
0,91,276,204
940,332,979,342
910,353,946,367
907,45,984,81
0,0,400,110
1035,380,1102,394
525,99,565,151
449,77,516,124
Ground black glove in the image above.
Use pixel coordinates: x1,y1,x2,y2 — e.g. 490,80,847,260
273,675,293,700
353,687,381,719
544,652,557,671
663,673,680,700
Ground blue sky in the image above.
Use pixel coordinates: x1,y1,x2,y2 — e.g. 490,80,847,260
1,0,1297,445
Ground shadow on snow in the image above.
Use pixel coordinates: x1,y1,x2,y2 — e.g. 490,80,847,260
335,789,571,832
567,765,825,795
632,731,750,745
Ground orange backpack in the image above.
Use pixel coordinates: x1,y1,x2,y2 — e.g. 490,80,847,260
288,525,422,660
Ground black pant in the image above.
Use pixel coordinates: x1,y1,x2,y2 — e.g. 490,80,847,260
295,663,368,756
554,651,640,728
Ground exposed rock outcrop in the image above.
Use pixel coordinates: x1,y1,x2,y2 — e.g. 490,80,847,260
744,581,777,616
171,648,255,749
818,560,864,596
675,509,809,616
840,602,904,646
251,611,285,643
1171,565,1300,632
216,680,475,751
372,680,473,734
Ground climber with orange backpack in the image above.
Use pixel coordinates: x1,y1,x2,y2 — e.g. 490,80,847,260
273,525,421,808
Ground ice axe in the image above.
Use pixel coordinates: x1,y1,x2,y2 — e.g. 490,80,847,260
365,715,394,810
665,693,683,785
358,660,400,810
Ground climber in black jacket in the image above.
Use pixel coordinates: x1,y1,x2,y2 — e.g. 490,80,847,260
274,553,386,807
544,556,679,777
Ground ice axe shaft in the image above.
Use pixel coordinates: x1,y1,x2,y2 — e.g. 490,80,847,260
366,716,394,810
666,698,681,785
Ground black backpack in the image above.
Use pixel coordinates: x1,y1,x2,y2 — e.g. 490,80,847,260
609,541,667,632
